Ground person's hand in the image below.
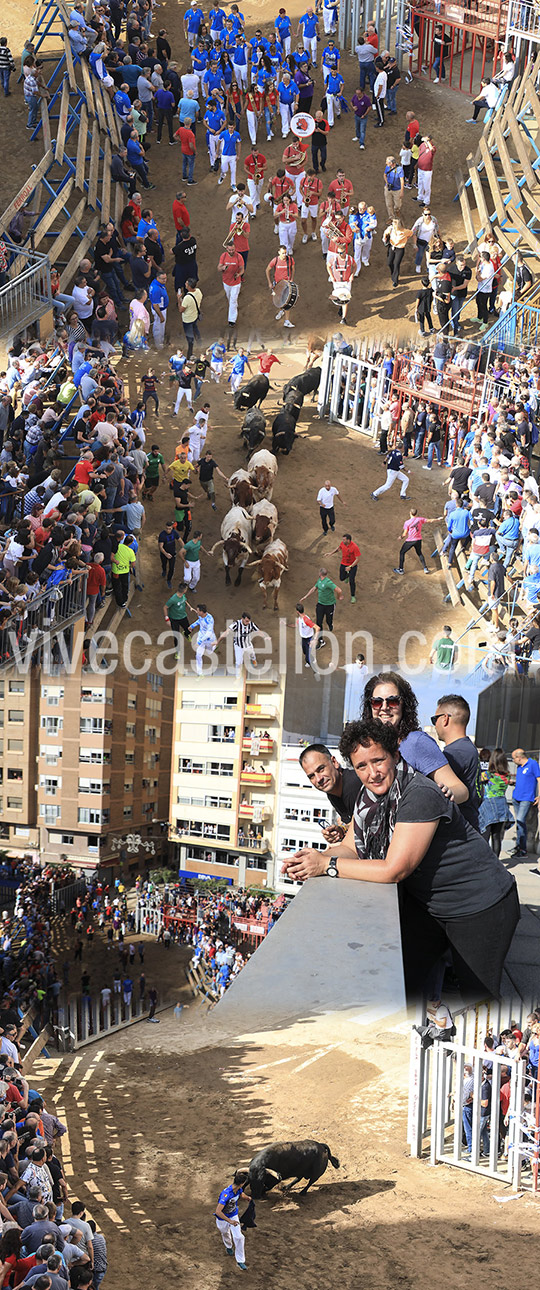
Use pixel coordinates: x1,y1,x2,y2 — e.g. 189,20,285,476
281,848,328,880
438,783,455,801
322,824,346,844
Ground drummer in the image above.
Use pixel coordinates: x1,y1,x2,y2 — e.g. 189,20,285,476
265,245,296,328
283,135,309,204
300,167,323,243
328,248,354,324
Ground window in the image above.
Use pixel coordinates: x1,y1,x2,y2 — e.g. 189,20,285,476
8,681,24,694
146,699,161,716
224,695,238,708
8,711,24,724
204,794,233,810
246,857,267,869
209,761,234,777
40,805,60,822
7,740,23,753
125,752,135,765
7,768,23,782
127,695,137,709
285,807,299,821
40,776,61,795
78,808,110,824
179,758,204,774
40,745,63,759
124,781,133,793
123,806,133,819
40,717,63,734
6,794,22,810
61,834,74,846
145,726,158,743
148,672,163,692
14,826,29,837
79,749,111,765
79,778,110,794
210,724,237,744
81,687,109,703
126,723,136,737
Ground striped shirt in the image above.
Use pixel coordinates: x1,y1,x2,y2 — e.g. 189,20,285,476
232,618,258,648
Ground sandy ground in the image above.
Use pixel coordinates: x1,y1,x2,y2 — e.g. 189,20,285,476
1,1,486,669
30,1001,540,1290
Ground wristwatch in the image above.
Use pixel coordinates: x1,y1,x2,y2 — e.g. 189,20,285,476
326,860,339,878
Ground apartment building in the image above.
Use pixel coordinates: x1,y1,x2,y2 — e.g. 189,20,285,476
169,667,286,888
0,615,174,878
273,738,337,893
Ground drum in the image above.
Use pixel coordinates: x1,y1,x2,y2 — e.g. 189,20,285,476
331,283,352,304
272,280,299,312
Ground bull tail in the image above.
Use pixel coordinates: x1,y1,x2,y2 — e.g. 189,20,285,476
324,1145,340,1169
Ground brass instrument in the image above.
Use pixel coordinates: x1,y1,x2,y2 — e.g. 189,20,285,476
322,214,347,244
222,214,248,249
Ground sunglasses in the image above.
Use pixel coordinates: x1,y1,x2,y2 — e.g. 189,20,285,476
431,713,446,724
371,695,401,711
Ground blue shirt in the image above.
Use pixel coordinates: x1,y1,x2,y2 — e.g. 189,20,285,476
149,280,169,310
209,7,226,28
513,757,540,802
114,89,132,118
126,137,143,164
322,45,340,68
524,541,540,566
137,217,157,238
385,163,404,191
205,107,226,132
186,6,204,31
387,449,403,471
73,362,92,388
155,87,175,111
448,509,470,538
232,40,247,64
170,355,185,375
498,515,520,541
211,342,226,361
204,68,225,93
275,14,291,36
327,71,344,93
220,127,241,154
231,354,249,375
179,96,199,122
277,78,295,103
300,11,318,36
229,9,245,31
400,730,448,776
217,1184,242,1217
192,47,209,72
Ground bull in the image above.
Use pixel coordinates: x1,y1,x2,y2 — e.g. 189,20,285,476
209,506,252,586
233,374,270,411
248,537,288,610
272,411,297,455
282,366,322,401
240,408,266,455
251,499,278,545
228,468,254,510
248,449,278,501
282,388,304,423
245,1140,340,1199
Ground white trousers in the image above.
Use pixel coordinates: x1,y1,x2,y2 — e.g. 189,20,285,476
373,468,409,497
281,36,291,54
278,221,296,252
303,34,318,62
211,360,223,381
279,102,293,136
321,227,329,255
189,432,203,462
327,93,340,127
152,309,167,348
221,154,237,185
174,387,192,412
247,176,263,208
208,133,220,166
216,1219,245,1264
353,236,372,273
223,281,241,322
184,559,201,589
286,168,304,203
234,642,255,669
231,372,243,392
246,109,258,145
417,169,432,204
232,62,248,89
323,8,337,31
195,639,216,673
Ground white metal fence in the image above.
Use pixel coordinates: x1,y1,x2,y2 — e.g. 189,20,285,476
317,341,386,436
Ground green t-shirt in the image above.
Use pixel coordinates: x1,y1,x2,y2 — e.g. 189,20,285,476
316,576,337,606
166,592,187,620
435,636,455,669
146,451,164,479
112,544,136,576
184,538,202,562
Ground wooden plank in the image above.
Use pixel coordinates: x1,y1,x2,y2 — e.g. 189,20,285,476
455,168,477,252
101,138,112,224
87,121,100,210
114,181,123,225
80,56,96,117
433,530,460,607
0,149,54,236
469,163,492,239
55,78,70,168
523,188,540,228
75,102,88,191
63,30,77,92
507,214,540,257
58,213,99,291
32,176,75,250
492,121,523,210
505,103,536,190
103,85,121,149
40,98,52,153
494,224,520,260
93,79,108,136
44,194,86,263
523,78,540,143
479,137,507,225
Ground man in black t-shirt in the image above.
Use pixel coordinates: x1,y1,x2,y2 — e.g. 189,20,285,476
447,458,472,496
93,227,127,308
447,256,472,337
474,472,497,509
173,229,199,293
432,694,481,832
197,450,227,509
157,521,183,585
299,743,360,842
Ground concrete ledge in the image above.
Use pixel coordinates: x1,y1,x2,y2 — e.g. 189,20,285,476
214,877,406,1031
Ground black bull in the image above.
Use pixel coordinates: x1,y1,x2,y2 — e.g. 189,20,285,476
233,375,270,411
241,1139,340,1199
272,411,297,454
282,366,322,400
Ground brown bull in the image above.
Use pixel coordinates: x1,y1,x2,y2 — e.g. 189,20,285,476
248,538,288,610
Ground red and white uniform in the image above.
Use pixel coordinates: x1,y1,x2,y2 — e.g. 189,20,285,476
275,199,299,253
228,218,250,259
244,89,264,146
267,253,295,286
218,248,245,323
325,214,353,276
244,150,267,211
300,173,323,219
329,251,354,301
282,140,309,204
327,175,354,216
268,173,294,231
417,141,436,204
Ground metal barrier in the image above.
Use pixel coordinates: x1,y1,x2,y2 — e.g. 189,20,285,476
0,244,53,338
481,302,540,352
50,878,87,912
0,570,87,672
317,342,386,435
408,996,539,1192
506,0,540,42
63,985,163,1046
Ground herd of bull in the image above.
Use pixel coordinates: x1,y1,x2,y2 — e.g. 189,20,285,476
210,365,322,609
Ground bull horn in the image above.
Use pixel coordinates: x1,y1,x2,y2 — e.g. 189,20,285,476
245,559,261,568
263,1169,282,1181
208,540,224,556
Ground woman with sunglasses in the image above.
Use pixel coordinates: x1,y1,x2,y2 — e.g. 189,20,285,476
361,671,469,806
282,717,519,1002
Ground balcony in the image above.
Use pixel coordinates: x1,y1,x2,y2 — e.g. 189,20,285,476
505,0,538,37
172,821,231,845
236,832,268,851
242,736,274,753
239,770,272,787
238,803,271,821
244,705,276,720
0,571,87,673
0,243,53,338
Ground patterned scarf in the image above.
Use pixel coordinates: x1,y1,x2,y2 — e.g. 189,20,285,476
353,757,416,859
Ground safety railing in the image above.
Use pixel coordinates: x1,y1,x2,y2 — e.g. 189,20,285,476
0,245,53,338
0,569,87,671
480,301,540,351
506,0,540,39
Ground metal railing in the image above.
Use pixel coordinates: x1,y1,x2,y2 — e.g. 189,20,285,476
0,244,53,338
506,0,540,40
481,301,540,351
0,570,87,671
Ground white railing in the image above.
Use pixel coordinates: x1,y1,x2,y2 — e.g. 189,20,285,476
506,0,540,40
318,341,386,436
0,244,53,337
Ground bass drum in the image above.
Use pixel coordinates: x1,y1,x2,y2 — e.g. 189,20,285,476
271,280,299,312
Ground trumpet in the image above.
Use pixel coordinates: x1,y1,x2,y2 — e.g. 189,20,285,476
322,214,347,244
222,216,248,249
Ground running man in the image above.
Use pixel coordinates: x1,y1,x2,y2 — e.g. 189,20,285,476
227,348,253,394
215,612,264,671
189,602,218,673
324,531,360,602
215,1173,248,1270
393,507,442,575
301,565,343,648
371,444,410,499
